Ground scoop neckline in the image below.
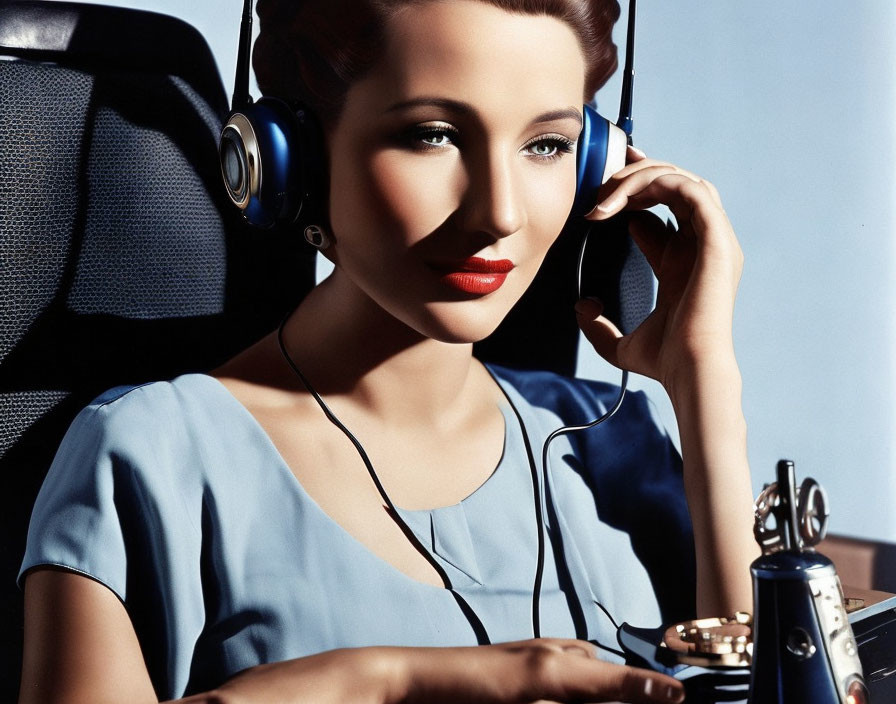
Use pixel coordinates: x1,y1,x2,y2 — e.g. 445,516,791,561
184,370,519,593
197,371,512,512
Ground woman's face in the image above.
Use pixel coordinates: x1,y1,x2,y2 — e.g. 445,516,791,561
326,0,587,343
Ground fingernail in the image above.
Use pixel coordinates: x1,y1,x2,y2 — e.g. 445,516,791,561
574,297,603,317
666,684,685,703
585,200,615,218
628,144,647,159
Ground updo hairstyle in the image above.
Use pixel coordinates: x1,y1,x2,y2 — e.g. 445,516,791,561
253,0,622,125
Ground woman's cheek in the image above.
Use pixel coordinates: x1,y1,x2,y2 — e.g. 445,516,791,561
367,151,461,243
523,163,577,245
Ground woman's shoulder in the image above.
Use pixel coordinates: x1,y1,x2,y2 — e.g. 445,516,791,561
88,372,226,412
80,373,233,435
22,374,269,582
19,376,235,594
60,374,251,480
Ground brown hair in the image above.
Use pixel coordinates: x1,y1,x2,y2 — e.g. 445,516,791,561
254,0,621,124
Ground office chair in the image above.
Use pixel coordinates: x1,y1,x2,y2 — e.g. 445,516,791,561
0,2,316,698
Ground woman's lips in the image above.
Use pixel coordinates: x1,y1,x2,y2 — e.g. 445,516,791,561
430,257,515,295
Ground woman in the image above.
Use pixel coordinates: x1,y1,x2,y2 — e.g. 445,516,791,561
18,0,757,702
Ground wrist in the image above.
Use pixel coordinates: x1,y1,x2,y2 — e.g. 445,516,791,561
662,347,741,408
664,352,748,473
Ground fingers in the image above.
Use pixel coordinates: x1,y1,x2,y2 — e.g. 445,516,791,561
626,144,648,163
574,298,625,370
400,639,685,704
625,210,673,276
588,151,725,221
591,172,737,277
592,171,721,226
519,639,685,704
587,164,683,219
612,666,685,704
558,660,685,704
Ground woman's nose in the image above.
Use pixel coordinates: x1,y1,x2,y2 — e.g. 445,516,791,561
458,150,527,240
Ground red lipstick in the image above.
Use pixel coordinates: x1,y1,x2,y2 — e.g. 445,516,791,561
432,257,514,295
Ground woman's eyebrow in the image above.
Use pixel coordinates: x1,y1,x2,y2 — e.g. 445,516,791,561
385,97,471,114
385,98,582,128
530,107,583,127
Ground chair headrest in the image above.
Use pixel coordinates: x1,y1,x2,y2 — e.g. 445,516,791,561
0,1,226,113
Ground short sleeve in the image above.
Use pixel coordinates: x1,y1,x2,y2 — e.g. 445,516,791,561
20,400,130,596
18,385,207,698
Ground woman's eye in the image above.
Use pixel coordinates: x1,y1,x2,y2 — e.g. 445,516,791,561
404,123,458,151
529,141,556,157
523,136,575,160
420,131,453,147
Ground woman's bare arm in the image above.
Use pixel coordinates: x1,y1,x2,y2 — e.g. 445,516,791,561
20,569,158,704
577,146,758,617
22,569,685,704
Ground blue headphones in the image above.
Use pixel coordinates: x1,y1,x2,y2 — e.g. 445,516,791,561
220,0,636,228
220,96,326,229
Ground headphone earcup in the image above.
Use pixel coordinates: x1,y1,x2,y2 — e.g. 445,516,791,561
578,213,656,335
571,104,628,217
219,97,326,228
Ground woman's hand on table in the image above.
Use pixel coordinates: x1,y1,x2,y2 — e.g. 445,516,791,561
183,640,684,704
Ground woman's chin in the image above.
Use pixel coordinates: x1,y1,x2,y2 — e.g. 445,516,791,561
416,302,512,345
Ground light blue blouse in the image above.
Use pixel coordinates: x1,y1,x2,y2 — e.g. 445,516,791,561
19,365,694,699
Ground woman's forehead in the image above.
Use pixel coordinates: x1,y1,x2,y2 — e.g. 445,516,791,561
358,1,587,115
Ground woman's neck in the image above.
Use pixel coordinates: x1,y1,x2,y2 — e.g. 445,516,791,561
281,273,488,427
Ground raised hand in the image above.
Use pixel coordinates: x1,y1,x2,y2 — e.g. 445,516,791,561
575,145,743,390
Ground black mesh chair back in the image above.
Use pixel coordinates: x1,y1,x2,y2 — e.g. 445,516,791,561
0,3,315,698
